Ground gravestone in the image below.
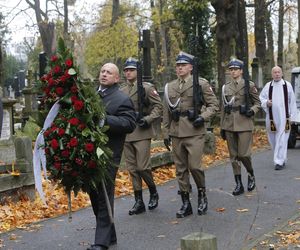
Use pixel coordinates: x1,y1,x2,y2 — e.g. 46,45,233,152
0,99,17,165
0,136,35,203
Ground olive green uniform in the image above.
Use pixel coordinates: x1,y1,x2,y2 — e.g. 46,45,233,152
220,79,261,175
163,75,219,192
121,81,162,191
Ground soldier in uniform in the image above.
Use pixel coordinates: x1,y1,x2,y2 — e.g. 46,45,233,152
220,58,261,196
121,57,163,215
163,52,219,218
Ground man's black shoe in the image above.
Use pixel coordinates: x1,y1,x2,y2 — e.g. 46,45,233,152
275,164,283,170
87,244,108,250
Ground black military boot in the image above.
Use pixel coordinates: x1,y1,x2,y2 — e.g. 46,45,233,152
176,192,193,218
129,190,146,215
247,174,256,192
197,188,208,215
232,175,244,196
148,186,159,210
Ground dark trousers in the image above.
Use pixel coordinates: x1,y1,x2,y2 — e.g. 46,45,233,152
89,165,118,247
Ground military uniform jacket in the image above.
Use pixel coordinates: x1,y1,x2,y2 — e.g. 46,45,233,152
121,81,163,142
221,78,261,132
163,75,219,138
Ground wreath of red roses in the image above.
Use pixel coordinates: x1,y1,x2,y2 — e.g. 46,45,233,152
38,38,112,195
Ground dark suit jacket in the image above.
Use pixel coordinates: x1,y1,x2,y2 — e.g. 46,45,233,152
90,83,136,248
99,83,136,164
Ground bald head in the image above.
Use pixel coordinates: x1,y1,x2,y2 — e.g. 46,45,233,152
271,66,283,82
99,63,120,87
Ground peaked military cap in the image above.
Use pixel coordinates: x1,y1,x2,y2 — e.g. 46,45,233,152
176,51,194,64
228,58,244,69
124,57,138,70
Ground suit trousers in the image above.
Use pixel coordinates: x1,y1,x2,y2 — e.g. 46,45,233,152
124,139,155,191
89,165,118,247
225,130,254,175
172,135,205,192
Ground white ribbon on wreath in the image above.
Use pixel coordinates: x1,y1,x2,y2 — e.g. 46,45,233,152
33,101,61,204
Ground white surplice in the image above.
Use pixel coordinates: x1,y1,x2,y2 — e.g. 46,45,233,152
259,79,297,166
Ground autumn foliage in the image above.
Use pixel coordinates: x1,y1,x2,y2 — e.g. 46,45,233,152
0,129,269,234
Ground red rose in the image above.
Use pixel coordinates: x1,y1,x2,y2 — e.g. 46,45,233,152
54,162,61,170
45,148,50,155
43,129,51,137
40,75,47,81
71,95,78,103
56,87,64,96
54,155,60,161
53,65,61,74
85,143,94,153
51,55,58,62
58,128,65,136
74,100,84,111
64,70,71,79
78,123,86,131
61,150,70,157
87,160,97,169
51,139,59,150
71,85,78,93
65,59,73,67
48,78,55,86
44,87,50,95
75,158,83,165
60,75,67,82
69,117,80,125
69,137,78,147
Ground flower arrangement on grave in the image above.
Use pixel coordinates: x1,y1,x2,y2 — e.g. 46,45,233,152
33,38,112,211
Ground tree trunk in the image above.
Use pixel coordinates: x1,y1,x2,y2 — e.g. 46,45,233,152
26,0,56,56
211,0,239,93
111,0,120,26
277,0,284,66
265,7,274,78
254,0,267,82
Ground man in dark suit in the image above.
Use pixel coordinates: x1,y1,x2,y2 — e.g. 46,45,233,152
87,63,136,250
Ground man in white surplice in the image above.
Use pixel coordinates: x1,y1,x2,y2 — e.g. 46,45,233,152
259,66,297,170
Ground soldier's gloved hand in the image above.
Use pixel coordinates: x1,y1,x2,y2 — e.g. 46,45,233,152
137,118,148,128
245,109,254,117
220,129,226,140
193,116,205,128
164,137,171,151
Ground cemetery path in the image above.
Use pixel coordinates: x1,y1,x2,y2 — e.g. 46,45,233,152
1,143,300,250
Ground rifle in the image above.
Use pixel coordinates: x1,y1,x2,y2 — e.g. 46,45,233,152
192,57,203,120
241,60,251,114
136,60,145,120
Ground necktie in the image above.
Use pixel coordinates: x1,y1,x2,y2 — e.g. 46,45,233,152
179,80,185,90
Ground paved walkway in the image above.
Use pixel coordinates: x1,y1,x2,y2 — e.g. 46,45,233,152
1,143,300,250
